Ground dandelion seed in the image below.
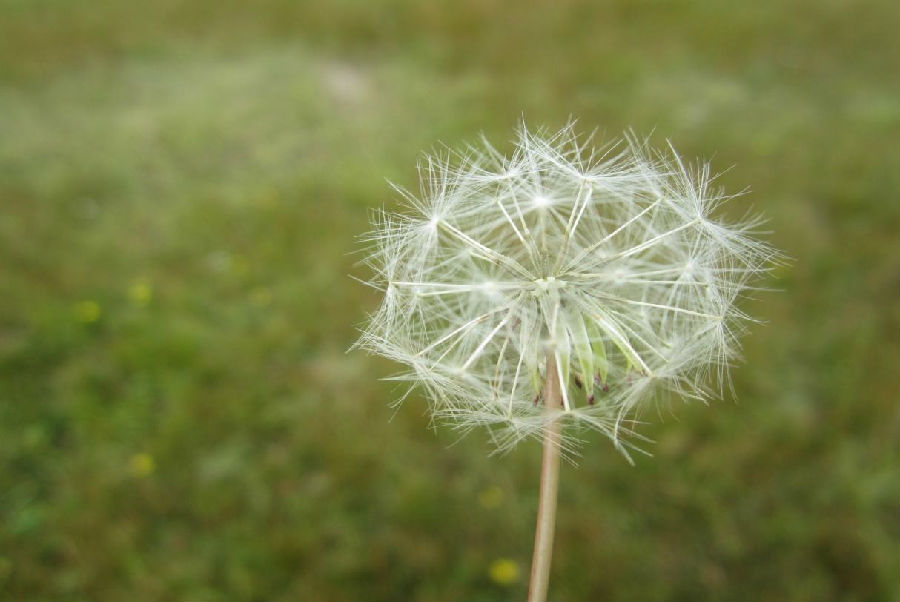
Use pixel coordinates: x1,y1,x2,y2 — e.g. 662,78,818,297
355,122,777,457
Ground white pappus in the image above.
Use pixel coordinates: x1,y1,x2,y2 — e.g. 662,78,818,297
354,122,777,460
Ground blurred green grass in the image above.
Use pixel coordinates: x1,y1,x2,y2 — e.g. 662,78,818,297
0,0,897,600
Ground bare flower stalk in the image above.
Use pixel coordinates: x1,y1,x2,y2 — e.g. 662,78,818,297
528,357,562,602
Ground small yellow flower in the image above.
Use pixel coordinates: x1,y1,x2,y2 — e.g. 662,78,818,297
489,558,520,586
249,287,272,307
73,300,101,323
230,255,249,277
0,555,11,581
255,189,280,207
478,485,504,509
128,280,153,306
129,453,155,477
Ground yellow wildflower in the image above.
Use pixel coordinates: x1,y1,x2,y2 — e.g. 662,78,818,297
489,558,520,586
73,300,101,323
128,280,152,306
478,485,504,509
129,453,155,477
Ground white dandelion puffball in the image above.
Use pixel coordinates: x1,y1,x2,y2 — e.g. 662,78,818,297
356,123,775,458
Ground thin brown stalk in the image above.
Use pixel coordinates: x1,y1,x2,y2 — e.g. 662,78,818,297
527,356,563,602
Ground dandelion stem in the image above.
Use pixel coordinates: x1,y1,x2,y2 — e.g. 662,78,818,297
528,356,563,602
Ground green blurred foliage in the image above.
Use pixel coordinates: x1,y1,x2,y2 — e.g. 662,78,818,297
0,0,897,600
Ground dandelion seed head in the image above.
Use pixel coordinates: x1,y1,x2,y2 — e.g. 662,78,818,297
355,122,778,458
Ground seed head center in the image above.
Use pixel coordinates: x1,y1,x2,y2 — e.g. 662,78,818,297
534,276,567,292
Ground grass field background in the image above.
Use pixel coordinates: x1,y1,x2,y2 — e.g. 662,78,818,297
1,1,898,600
